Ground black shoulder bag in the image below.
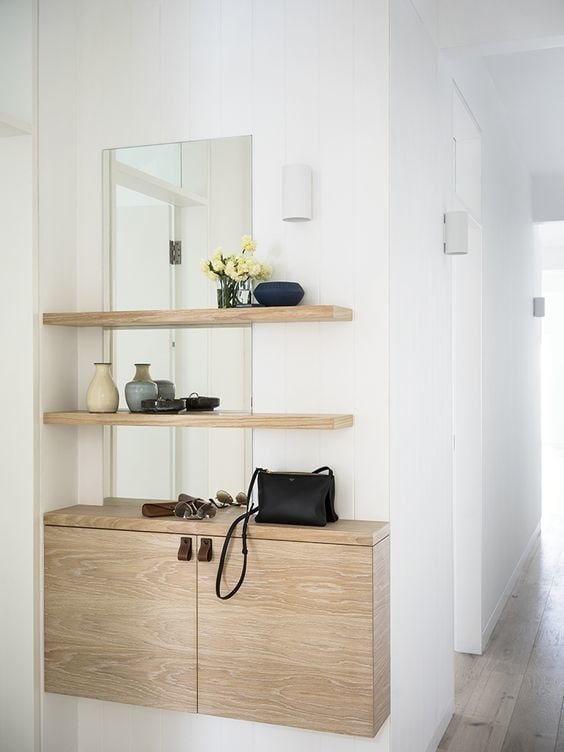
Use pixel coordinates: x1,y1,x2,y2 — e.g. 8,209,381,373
216,466,337,600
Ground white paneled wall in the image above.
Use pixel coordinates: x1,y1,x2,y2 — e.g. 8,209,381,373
448,58,542,649
389,1,454,749
39,0,81,747
39,1,391,751
0,135,35,752
0,0,33,124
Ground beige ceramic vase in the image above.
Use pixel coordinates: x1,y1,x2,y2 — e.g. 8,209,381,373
86,362,119,413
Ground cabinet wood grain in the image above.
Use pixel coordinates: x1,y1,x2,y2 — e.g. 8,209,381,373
373,536,391,731
43,513,390,736
197,534,385,736
44,526,197,713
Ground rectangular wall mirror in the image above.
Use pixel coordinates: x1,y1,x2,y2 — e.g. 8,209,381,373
103,135,252,502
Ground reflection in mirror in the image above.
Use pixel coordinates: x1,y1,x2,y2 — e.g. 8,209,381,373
103,136,252,502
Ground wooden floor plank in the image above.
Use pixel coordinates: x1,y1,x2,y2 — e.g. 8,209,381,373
439,457,564,752
464,671,524,726
554,697,564,752
444,717,507,752
438,713,464,750
501,669,564,752
454,653,489,714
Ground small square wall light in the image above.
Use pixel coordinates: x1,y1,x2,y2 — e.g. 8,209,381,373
282,164,312,221
533,297,545,317
444,211,470,255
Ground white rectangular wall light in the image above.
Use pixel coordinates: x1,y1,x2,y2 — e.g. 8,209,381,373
444,210,470,255
282,164,312,222
533,297,545,317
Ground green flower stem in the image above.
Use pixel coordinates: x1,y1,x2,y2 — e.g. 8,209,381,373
217,277,238,308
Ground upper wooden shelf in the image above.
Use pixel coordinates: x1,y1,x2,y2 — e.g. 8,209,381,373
43,410,354,430
42,305,353,329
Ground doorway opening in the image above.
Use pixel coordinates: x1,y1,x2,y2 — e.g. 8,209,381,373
539,222,564,523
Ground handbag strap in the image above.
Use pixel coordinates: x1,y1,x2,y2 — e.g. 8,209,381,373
312,466,333,475
215,467,263,600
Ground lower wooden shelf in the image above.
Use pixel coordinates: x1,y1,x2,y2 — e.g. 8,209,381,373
43,410,354,430
45,502,390,546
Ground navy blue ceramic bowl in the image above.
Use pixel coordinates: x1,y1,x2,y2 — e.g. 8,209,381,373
254,281,305,307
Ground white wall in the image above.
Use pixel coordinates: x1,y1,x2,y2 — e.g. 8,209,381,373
38,1,391,751
0,0,33,124
391,0,541,709
389,1,454,750
450,87,484,655
38,0,82,748
533,174,564,222
0,2,36,751
34,3,544,752
448,58,542,649
0,134,35,752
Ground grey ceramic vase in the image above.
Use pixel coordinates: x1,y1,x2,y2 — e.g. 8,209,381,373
125,363,158,412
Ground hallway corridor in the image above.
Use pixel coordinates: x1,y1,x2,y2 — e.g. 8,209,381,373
440,449,564,751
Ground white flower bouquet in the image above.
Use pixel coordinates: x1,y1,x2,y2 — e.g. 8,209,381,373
201,236,271,308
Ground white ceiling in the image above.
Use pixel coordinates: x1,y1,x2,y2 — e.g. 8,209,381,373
485,46,564,175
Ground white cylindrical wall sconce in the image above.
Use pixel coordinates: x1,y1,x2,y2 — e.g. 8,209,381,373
282,163,312,221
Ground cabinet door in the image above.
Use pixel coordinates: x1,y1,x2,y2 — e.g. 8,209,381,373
197,535,376,736
44,526,197,712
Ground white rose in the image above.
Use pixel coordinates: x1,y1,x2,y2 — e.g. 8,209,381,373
225,261,237,280
241,235,257,253
259,263,272,280
248,262,261,279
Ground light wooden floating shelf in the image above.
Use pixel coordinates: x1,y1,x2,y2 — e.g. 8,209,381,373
43,410,354,430
42,305,352,328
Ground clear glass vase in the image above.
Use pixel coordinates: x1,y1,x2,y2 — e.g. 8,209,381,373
236,278,254,306
217,278,238,308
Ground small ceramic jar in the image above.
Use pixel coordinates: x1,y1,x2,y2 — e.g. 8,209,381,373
154,379,175,401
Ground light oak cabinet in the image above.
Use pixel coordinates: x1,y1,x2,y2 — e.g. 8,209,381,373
44,525,197,713
44,505,389,737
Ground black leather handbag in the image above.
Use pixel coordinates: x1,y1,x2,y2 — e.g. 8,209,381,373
216,466,337,600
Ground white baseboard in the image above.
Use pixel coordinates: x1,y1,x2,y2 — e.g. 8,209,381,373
425,701,454,752
481,520,541,651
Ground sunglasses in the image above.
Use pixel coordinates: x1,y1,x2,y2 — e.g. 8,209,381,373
174,490,248,519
